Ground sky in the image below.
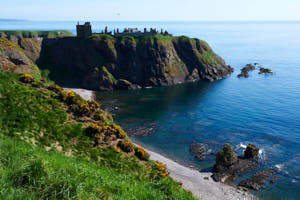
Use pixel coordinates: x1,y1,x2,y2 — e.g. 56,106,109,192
1,0,300,21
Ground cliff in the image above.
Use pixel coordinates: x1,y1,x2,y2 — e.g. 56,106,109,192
0,32,233,91
0,38,39,74
37,35,233,90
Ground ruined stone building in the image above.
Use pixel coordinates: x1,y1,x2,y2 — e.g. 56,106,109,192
76,22,172,38
76,22,92,38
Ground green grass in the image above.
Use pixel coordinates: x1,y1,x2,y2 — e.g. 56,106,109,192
0,30,74,38
0,71,196,200
90,34,116,41
0,135,195,200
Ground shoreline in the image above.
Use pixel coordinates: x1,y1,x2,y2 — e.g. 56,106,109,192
66,87,255,200
134,142,255,200
63,88,96,101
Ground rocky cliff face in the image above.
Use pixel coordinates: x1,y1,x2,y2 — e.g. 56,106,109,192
0,38,38,74
37,35,233,90
0,33,233,90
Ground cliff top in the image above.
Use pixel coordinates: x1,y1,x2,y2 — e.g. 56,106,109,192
0,30,74,38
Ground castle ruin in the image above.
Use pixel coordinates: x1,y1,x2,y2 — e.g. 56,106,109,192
76,22,92,38
76,22,172,38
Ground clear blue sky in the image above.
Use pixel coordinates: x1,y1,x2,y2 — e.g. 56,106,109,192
1,0,300,21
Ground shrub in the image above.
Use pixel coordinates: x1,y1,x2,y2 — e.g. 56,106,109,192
88,100,100,112
48,84,63,93
75,100,90,116
112,123,127,139
64,91,76,105
94,112,113,125
111,146,121,153
19,73,34,83
117,140,134,153
134,146,150,161
86,123,101,137
156,161,169,177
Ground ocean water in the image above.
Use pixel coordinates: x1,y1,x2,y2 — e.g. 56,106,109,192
1,20,300,199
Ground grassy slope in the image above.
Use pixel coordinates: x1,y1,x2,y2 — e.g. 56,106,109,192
0,30,74,38
0,71,196,200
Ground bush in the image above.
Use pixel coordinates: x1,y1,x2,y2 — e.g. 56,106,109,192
112,123,127,138
156,161,169,177
94,112,113,125
134,146,150,161
48,84,63,93
88,100,100,112
117,140,134,153
19,73,34,83
86,123,101,137
111,146,121,153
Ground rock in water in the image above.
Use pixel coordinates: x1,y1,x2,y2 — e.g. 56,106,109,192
238,170,274,190
244,144,259,159
190,143,210,161
237,64,256,78
212,143,259,182
259,67,273,74
215,143,238,167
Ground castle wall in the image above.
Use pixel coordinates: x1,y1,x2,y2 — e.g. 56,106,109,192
114,32,156,38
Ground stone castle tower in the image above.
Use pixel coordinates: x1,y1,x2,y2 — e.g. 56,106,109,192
76,22,92,38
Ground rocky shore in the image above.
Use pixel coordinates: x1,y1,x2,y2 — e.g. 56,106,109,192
136,143,256,200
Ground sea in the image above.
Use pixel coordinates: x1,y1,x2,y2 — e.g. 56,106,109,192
1,20,300,200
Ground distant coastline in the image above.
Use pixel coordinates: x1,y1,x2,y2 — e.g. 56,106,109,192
0,18,28,22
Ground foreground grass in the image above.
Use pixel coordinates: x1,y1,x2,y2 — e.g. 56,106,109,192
0,71,196,200
0,135,194,200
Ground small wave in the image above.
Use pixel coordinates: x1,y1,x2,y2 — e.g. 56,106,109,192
235,143,247,151
274,164,284,172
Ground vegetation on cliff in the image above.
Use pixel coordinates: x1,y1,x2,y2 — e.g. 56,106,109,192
0,30,74,38
0,71,196,199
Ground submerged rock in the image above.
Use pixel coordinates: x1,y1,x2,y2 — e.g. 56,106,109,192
190,143,211,161
238,170,274,190
270,176,281,184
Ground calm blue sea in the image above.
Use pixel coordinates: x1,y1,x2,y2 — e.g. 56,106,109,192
1,20,300,200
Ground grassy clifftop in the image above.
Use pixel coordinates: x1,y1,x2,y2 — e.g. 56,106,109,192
0,71,196,199
0,30,74,38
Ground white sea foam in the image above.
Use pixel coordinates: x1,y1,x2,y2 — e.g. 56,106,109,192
274,164,284,172
240,143,247,149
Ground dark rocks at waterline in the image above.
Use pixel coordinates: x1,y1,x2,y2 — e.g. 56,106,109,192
237,64,256,78
115,79,141,90
238,170,275,190
270,176,281,184
190,143,212,161
212,144,259,182
259,67,273,74
125,123,157,136
244,144,260,159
